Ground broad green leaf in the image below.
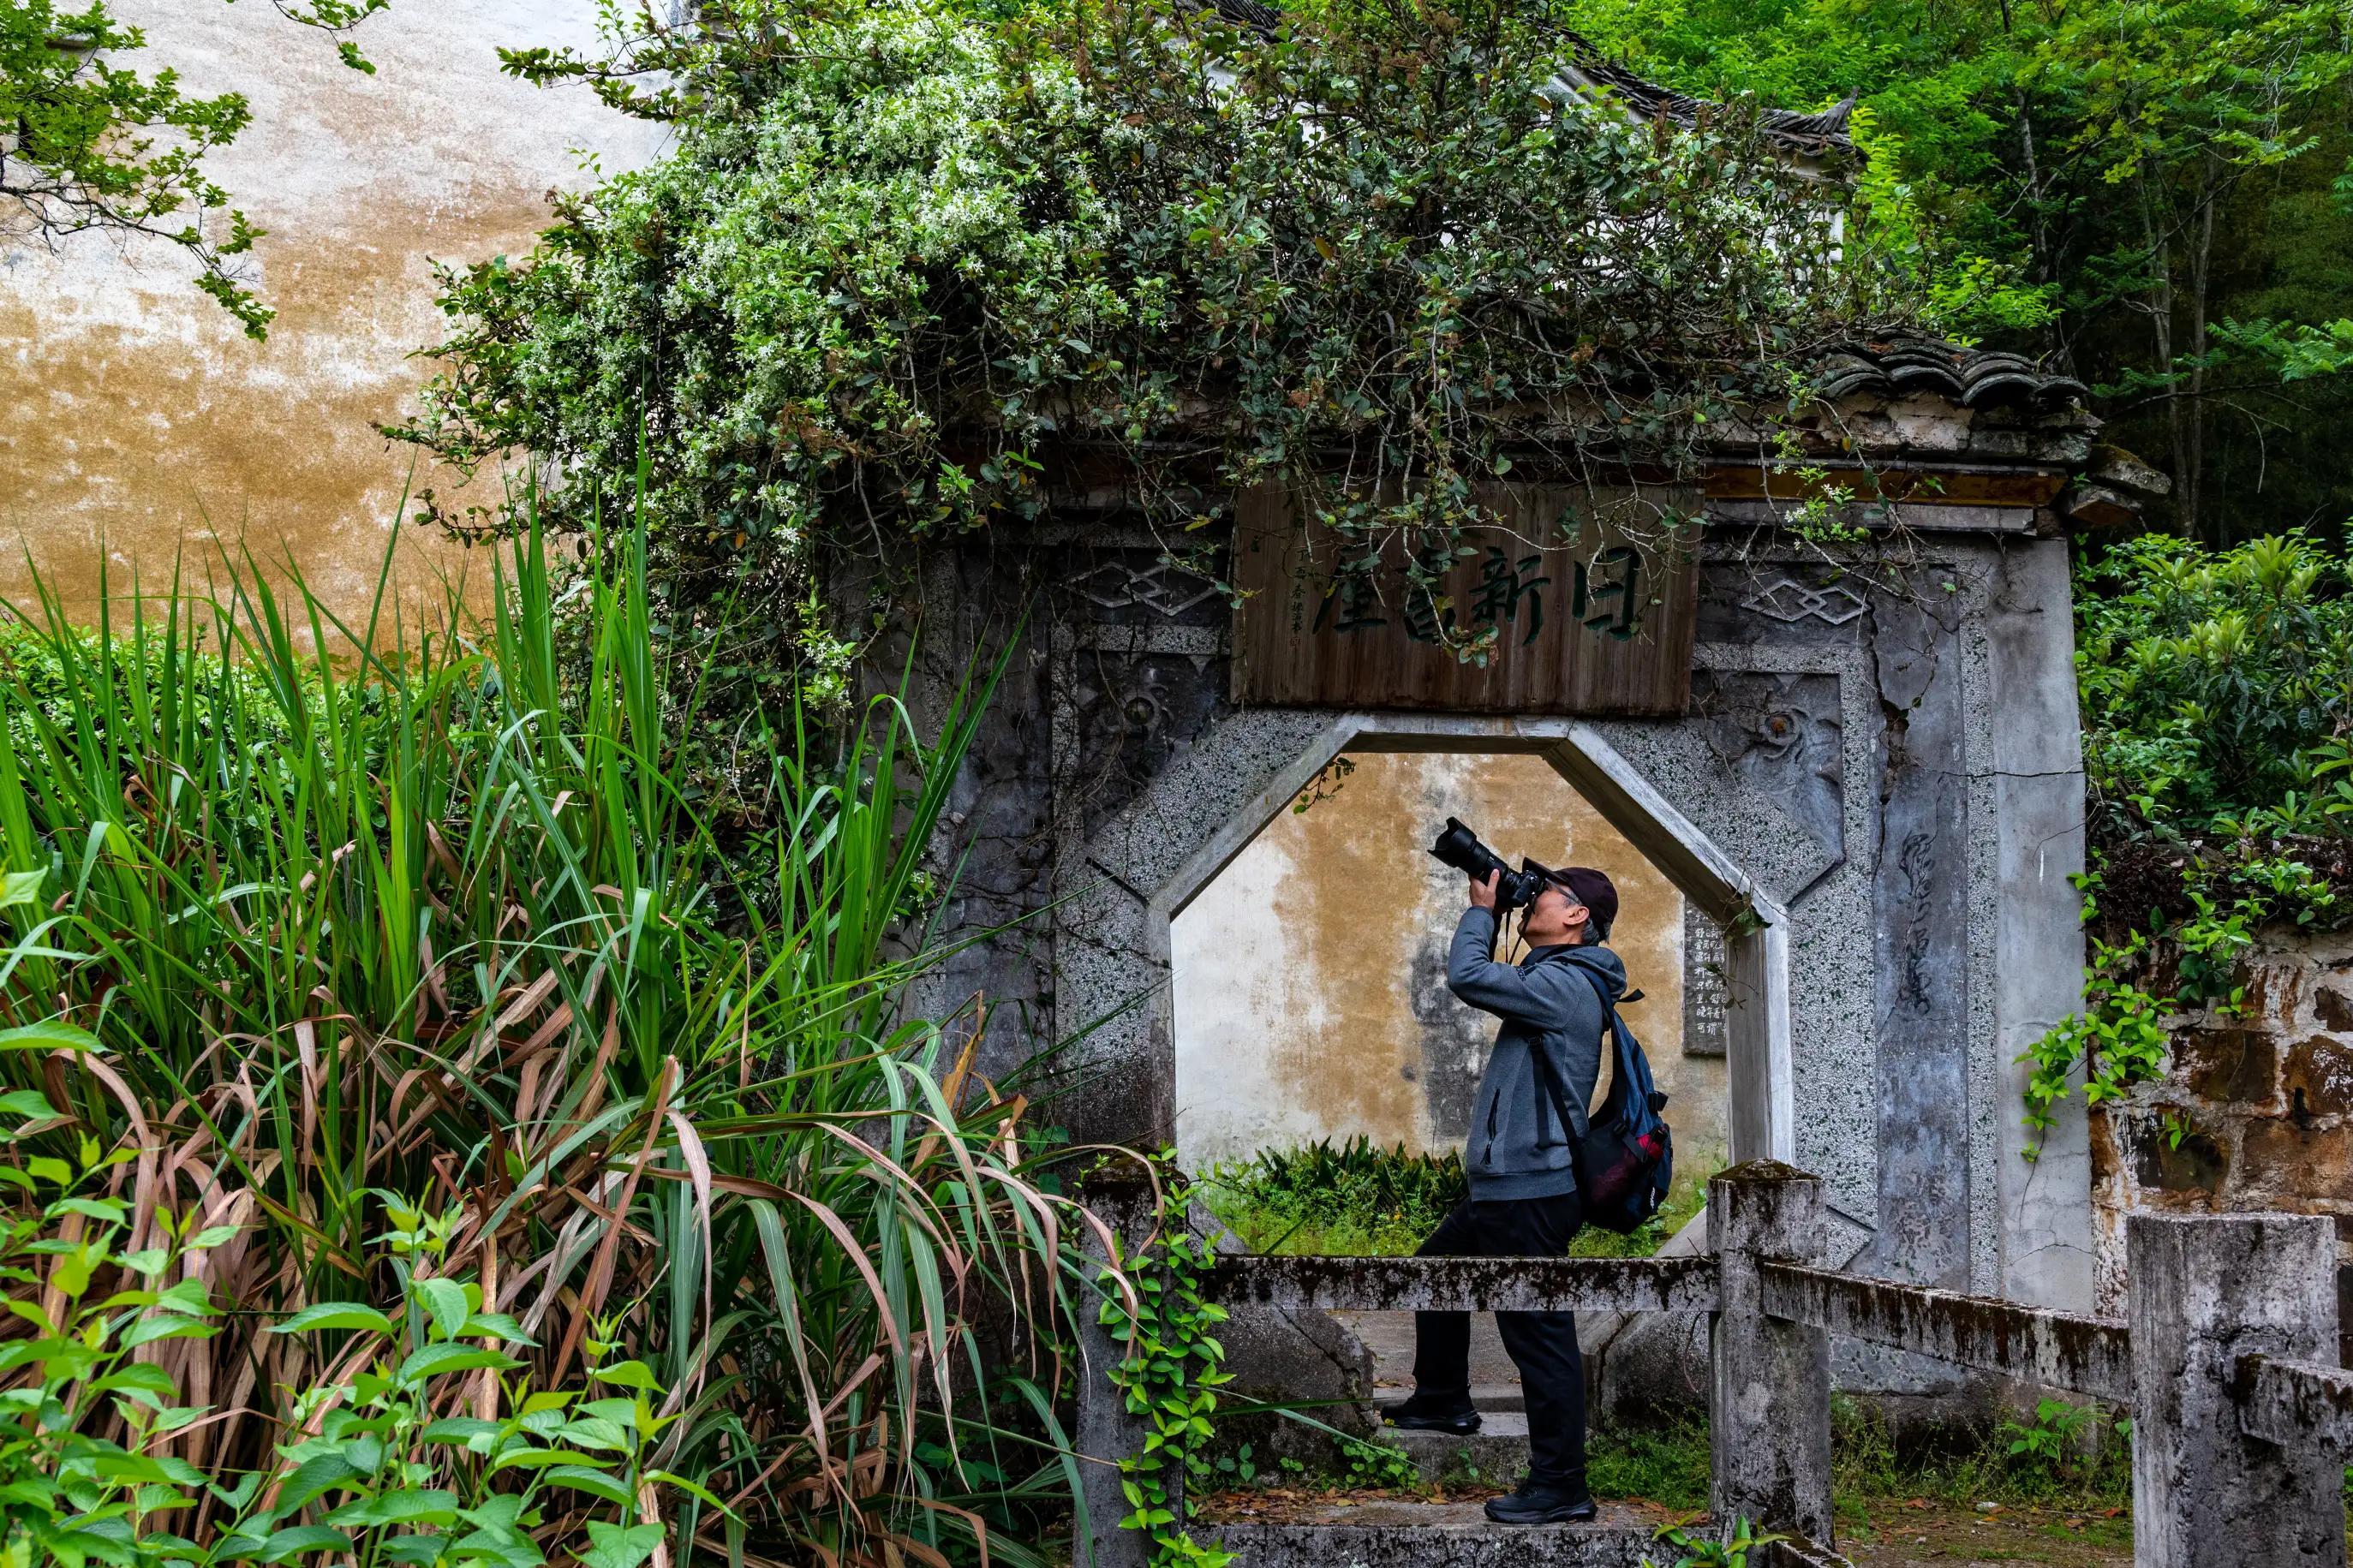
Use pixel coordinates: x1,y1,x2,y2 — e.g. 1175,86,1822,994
1,869,45,907
270,1303,395,1337
420,1416,505,1448
396,1341,520,1383
539,1464,632,1505
415,1277,469,1342
155,1278,216,1315
578,1397,642,1429
0,1089,56,1120
323,1488,459,1528
255,1525,355,1563
271,1452,361,1513
118,1314,218,1350
88,1362,178,1398
0,1021,96,1052
579,1520,665,1568
590,1358,660,1392
463,1309,535,1345
647,1469,734,1514
487,1446,574,1472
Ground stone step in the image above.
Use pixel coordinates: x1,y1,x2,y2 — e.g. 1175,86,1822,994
1211,1497,1672,1567
1380,1411,1530,1486
1469,1380,1526,1414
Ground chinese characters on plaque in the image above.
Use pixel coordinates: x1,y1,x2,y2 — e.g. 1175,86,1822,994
1231,484,1699,716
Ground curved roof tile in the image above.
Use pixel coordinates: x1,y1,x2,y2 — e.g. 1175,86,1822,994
1816,337,2086,409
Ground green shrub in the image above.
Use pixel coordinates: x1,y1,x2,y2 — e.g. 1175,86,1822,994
1195,1138,1466,1256
0,1128,684,1567
2077,531,2353,840
1588,1421,1712,1511
1829,1392,2129,1513
1641,1516,1785,1568
1197,1136,1712,1259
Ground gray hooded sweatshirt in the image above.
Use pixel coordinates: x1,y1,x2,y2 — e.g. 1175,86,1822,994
1448,906,1627,1201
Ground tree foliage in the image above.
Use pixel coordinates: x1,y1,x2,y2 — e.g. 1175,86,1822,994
1576,0,2353,542
2077,532,2353,838
394,0,1908,671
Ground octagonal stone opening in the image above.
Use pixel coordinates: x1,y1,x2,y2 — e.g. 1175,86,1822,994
1170,749,1732,1183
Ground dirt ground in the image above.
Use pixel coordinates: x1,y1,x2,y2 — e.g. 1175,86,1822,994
1836,1497,2131,1566
1193,1488,2135,1565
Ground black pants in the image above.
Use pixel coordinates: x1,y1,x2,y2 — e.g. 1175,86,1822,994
1412,1190,1587,1486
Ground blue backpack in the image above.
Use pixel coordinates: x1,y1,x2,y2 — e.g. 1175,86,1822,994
1530,965,1674,1235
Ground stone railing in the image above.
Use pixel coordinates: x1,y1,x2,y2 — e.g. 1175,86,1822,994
1075,1160,2353,1568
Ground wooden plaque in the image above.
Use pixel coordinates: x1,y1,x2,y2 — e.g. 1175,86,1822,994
1230,484,1699,716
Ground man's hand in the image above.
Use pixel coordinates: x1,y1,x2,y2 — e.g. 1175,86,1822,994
1468,870,1500,909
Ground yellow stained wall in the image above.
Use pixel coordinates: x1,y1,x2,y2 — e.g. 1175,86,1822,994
1171,751,1726,1172
1,0,665,622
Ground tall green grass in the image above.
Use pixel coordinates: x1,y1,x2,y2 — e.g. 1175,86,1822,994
0,512,1115,1565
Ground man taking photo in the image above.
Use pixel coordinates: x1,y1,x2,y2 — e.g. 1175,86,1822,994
1382,859,1623,1526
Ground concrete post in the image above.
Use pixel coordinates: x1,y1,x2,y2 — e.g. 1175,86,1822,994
2126,1212,2344,1568
1709,1161,1834,1547
1074,1166,1158,1568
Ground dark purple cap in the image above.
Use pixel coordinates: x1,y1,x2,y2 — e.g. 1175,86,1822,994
1549,865,1619,938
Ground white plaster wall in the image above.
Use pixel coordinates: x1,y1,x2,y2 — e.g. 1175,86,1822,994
0,0,666,618
1171,750,1721,1173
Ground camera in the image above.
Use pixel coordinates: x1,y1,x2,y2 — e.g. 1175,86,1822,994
1429,817,1555,912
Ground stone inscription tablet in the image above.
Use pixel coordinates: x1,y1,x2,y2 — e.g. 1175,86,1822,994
1682,903,1729,1058
1230,484,1699,716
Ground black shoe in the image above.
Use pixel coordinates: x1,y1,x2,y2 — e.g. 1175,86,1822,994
1378,1395,1480,1434
1483,1481,1598,1525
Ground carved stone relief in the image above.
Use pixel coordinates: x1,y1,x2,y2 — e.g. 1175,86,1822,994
1057,648,1230,840
1692,670,1847,897
1740,576,1867,626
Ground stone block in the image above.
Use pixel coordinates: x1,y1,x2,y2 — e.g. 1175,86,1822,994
2282,1034,2353,1121
2126,1212,2344,1568
1591,1308,1711,1428
1209,1499,1664,1567
1709,1163,1834,1547
2172,1027,2276,1106
2234,960,2303,1029
2125,1113,2227,1196
1212,1297,1381,1466
2311,984,2353,1032
2237,1118,2353,1203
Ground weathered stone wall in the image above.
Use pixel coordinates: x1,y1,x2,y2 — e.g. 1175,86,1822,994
2090,927,2353,1361
1,0,663,618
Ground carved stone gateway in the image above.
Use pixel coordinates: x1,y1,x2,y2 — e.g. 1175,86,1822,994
899,343,2113,1428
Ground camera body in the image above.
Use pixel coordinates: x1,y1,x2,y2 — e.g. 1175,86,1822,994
1429,817,1554,912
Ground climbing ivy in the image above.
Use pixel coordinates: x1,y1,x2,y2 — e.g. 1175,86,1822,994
1097,1160,1236,1568
2017,930,2176,1161
2015,866,2267,1160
